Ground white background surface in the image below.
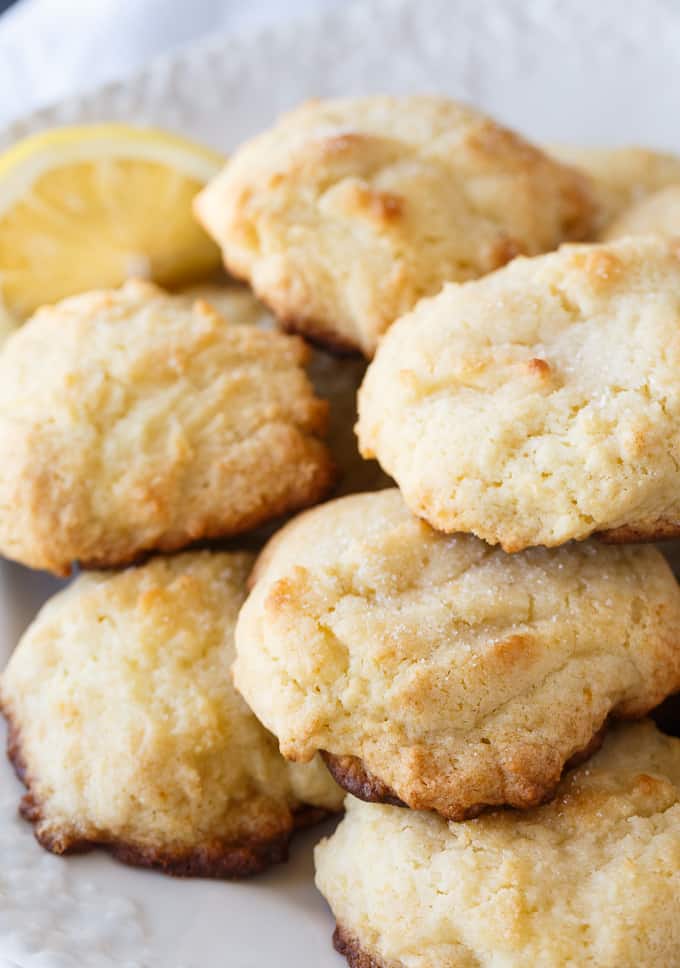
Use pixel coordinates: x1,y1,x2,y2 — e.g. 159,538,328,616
3,0,680,155
0,1,679,966
0,0,346,127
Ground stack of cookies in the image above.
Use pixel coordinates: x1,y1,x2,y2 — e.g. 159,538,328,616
0,279,352,875
1,95,680,966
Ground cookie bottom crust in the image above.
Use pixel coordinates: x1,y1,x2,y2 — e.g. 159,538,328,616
598,519,680,544
321,753,406,808
221,256,366,357
54,464,337,578
19,792,331,878
279,313,365,357
6,715,334,879
321,727,606,820
333,923,396,968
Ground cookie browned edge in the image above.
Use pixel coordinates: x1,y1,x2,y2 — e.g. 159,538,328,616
41,457,337,577
278,314,365,358
321,753,406,808
333,924,394,968
321,727,606,821
217,256,366,358
598,519,680,544
5,713,336,879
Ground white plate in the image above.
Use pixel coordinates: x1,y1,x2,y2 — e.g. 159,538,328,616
1,0,680,965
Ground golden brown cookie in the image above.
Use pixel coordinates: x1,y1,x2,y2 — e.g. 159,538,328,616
315,721,680,968
196,96,596,355
602,184,680,241
549,144,680,230
234,490,680,820
358,236,680,551
0,280,334,575
175,278,270,326
1,551,342,877
180,280,390,497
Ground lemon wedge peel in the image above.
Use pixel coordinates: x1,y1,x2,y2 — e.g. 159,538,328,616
0,124,226,318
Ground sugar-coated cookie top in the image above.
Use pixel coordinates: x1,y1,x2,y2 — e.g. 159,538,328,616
358,236,680,550
315,721,680,968
235,489,680,819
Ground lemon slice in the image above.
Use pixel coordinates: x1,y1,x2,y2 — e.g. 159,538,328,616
0,124,225,319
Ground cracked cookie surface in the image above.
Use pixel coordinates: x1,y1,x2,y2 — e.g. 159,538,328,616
0,279,334,575
179,280,391,498
315,721,680,968
234,490,680,819
358,236,680,551
195,96,596,355
0,551,342,876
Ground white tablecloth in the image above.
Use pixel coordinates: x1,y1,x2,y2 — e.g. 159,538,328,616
0,0,345,128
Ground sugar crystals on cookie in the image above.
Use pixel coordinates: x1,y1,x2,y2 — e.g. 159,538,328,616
316,721,680,968
358,236,680,551
234,489,680,820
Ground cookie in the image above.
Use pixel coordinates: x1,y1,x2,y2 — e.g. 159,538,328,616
195,96,596,356
181,280,391,497
358,236,680,551
233,490,680,820
602,184,680,241
315,721,680,968
175,279,270,326
0,279,334,575
307,349,392,497
0,551,343,877
0,303,17,347
549,145,680,229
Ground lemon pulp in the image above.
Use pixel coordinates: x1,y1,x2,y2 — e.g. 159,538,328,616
0,124,225,319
